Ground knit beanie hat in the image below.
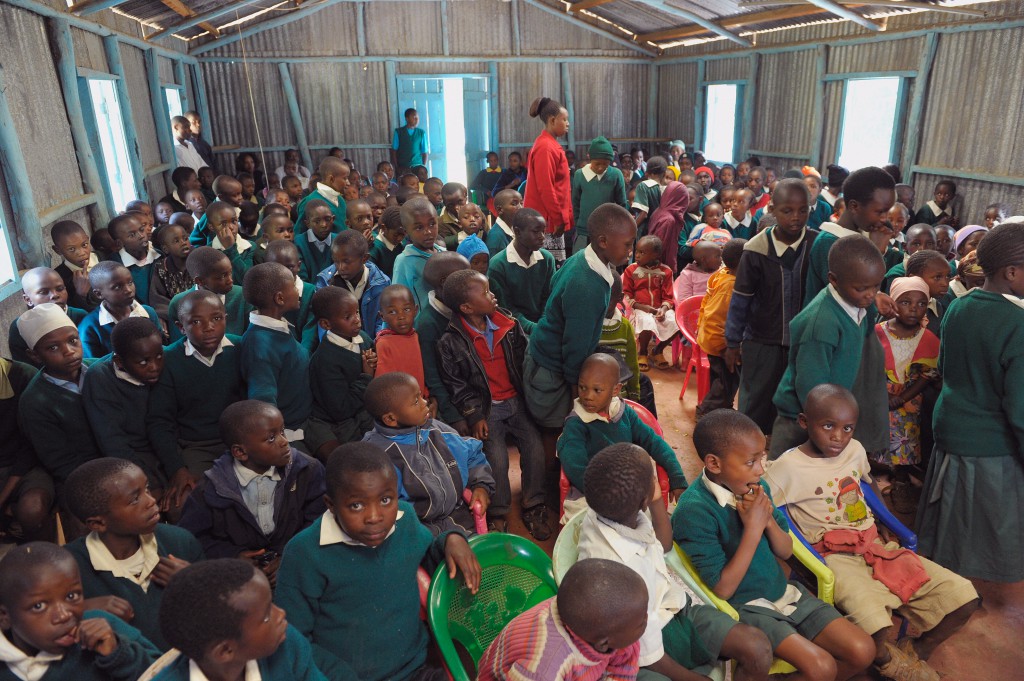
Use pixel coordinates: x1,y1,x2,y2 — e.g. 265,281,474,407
589,136,614,162
826,164,849,187
16,303,76,349
694,166,715,183
953,225,987,251
457,234,489,261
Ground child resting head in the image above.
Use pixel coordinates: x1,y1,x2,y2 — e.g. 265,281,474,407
364,371,429,429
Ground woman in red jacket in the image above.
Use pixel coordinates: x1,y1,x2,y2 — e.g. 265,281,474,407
524,97,572,263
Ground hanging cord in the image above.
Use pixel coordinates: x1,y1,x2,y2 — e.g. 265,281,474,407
235,10,268,177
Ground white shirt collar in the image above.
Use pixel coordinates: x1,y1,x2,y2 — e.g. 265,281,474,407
307,229,332,249
1001,294,1024,310
184,336,233,367
927,200,951,217
233,459,282,488
212,234,252,253
701,470,740,508
583,245,615,286
319,509,403,547
495,218,515,239
98,299,149,326
506,243,542,269
377,233,399,250
641,178,659,187
85,531,160,590
316,182,341,206
113,363,145,386
249,312,292,332
769,227,805,257
571,396,621,423
581,165,606,182
819,222,860,239
293,274,304,296
189,659,262,681
325,330,363,353
64,252,99,273
724,212,751,229
821,187,840,206
428,290,452,318
828,284,867,324
118,245,159,267
338,266,369,298
0,630,62,681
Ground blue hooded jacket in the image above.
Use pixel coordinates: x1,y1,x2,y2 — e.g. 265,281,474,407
314,260,391,336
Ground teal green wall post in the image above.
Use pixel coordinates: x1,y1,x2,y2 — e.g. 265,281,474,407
694,60,705,151
0,65,45,267
145,48,177,188
560,62,575,152
810,45,827,167
647,64,659,139
487,62,499,152
901,32,939,182
191,64,213,143
740,53,758,159
277,63,313,171
173,59,189,112
102,36,148,205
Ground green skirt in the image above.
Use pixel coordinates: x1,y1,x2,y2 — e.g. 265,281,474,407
917,447,1024,582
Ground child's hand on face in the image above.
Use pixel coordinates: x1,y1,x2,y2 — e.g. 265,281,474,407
151,555,190,587
76,618,118,657
82,596,134,622
72,268,92,298
444,533,481,594
215,223,235,250
472,420,489,441
735,485,773,533
362,349,378,375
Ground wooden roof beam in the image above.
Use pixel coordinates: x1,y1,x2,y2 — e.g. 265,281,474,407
635,4,842,42
147,0,267,41
633,0,751,46
738,0,988,18
569,0,618,8
155,0,221,37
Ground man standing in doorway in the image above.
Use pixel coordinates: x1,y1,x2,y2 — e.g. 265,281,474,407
184,111,215,168
391,107,428,171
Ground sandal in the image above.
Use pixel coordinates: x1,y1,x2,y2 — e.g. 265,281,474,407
521,505,552,541
638,355,650,372
651,355,672,370
486,516,508,534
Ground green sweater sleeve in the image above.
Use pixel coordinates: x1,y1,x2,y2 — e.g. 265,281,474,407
88,610,161,681
624,406,687,490
792,336,840,409
223,243,254,284
560,279,611,385
556,416,591,491
310,337,372,421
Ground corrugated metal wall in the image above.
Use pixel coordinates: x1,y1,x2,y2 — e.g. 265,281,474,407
753,50,816,159
658,63,698,144
569,62,648,144
72,27,108,71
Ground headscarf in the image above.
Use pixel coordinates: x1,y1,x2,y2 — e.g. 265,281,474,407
645,181,690,273
953,225,987,251
889,276,931,303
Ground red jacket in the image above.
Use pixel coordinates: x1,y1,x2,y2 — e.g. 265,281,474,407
524,130,573,233
622,262,674,309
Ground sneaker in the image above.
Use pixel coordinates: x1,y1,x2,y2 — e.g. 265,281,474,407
889,480,921,515
522,504,552,541
876,641,940,681
486,516,508,534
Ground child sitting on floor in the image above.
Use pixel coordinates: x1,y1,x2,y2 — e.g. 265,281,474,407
206,200,255,284
252,213,295,265
485,188,523,256
764,385,979,681
557,353,687,520
64,458,203,651
50,219,99,311
444,202,486,252
578,444,772,681
153,559,325,681
486,208,554,335
393,197,446,309
179,401,325,582
696,239,746,418
362,372,495,535
673,410,875,681
623,235,678,371
77,261,161,359
264,240,318,351
0,543,160,680
315,229,390,336
456,233,490,275
368,205,405,278
375,284,434,406
274,442,481,681
108,213,159,305
8,267,87,366
477,558,648,680
167,248,247,344
149,224,194,327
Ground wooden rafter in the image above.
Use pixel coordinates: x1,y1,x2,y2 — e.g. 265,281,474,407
636,4,846,41
568,0,618,8
738,0,988,18
155,0,221,37
633,0,750,46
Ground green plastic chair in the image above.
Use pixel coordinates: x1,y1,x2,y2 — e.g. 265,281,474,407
427,533,558,681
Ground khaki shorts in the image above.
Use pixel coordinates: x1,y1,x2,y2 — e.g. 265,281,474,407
827,544,979,635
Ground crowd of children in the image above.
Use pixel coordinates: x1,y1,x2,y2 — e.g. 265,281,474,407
1,121,1020,681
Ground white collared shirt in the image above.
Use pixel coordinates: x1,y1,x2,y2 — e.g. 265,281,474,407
249,312,292,333
43,369,87,394
769,227,805,257
316,182,341,207
580,164,606,182
377,233,399,251
85,531,159,592
701,470,740,509
571,396,622,424
293,273,304,297
583,244,615,286
113,363,144,387
821,187,840,207
307,228,331,253
64,252,99,273
192,284,227,306
337,266,369,300
926,200,951,217
495,218,515,239
184,336,233,368
505,243,542,269
725,212,752,230
118,245,159,268
319,509,404,547
818,222,859,240
174,139,206,172
828,284,867,324
98,299,151,326
233,460,282,536
212,234,252,254
0,629,62,681
325,330,363,353
189,659,262,681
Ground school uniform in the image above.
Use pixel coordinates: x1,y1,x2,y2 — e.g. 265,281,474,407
487,245,555,336
295,183,346,234
305,331,375,452
438,207,460,240
148,335,244,477
211,234,255,284
56,253,100,311
0,360,51,511
8,306,87,367
484,217,514,257
724,211,755,240
804,222,856,301
77,300,161,359
295,230,334,284
820,187,840,208
368,232,402,278
807,197,833,231
393,125,428,169
240,313,313,433
173,138,206,172
167,285,252,342
632,178,663,222
414,292,463,426
188,205,241,247
570,165,628,252
393,242,445,310
66,525,203,651
159,189,187,215
284,275,318,351
114,245,160,305
315,262,390,336
912,200,953,226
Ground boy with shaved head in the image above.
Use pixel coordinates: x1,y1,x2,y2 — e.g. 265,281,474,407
8,267,87,366
295,156,351,234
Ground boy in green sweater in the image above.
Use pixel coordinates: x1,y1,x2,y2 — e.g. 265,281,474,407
207,201,255,284
64,458,203,651
487,208,555,336
484,188,522,256
154,559,326,681
0,543,160,681
394,197,447,309
524,204,637,427
295,200,338,284
108,213,159,306
167,246,252,342
557,353,686,521
265,240,318,351
295,156,350,234
275,442,480,681
673,410,874,681
771,235,888,458
570,136,628,254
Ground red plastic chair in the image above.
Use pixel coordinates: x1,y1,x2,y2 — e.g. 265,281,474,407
676,295,710,403
558,399,670,514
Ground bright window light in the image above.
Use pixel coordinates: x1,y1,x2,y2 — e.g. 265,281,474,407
0,217,16,289
704,84,739,165
442,77,467,187
837,77,902,170
164,87,183,118
88,79,138,213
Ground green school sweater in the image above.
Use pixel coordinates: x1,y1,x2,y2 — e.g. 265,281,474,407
0,611,159,681
934,290,1024,457
484,223,513,257
127,263,154,306
274,505,448,681
673,475,790,606
18,360,99,483
65,524,204,651
393,243,441,310
240,324,312,430
8,307,87,366
414,299,462,425
147,335,244,474
221,241,255,285
296,189,346,234
527,249,612,384
571,166,628,234
285,280,318,351
167,285,252,342
81,356,153,464
309,331,374,423
296,234,335,284
557,401,687,492
368,237,402,279
772,287,873,420
487,247,555,336
804,224,857,303
599,314,641,400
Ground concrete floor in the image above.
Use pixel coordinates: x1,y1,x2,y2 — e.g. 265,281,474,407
501,360,1024,681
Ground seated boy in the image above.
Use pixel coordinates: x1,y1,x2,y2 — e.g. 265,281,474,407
17,304,100,486
437,270,550,539
295,199,337,283
64,457,204,651
252,213,294,265
274,442,481,681
478,558,648,681
375,283,434,400
206,200,255,283
368,205,405,278
696,238,746,418
82,318,167,494
438,182,468,239
295,157,350,234
579,444,772,681
673,410,875,681
50,219,99,311
486,207,555,335
484,188,523,256
362,372,495,536
443,202,485,252
306,288,377,459
557,353,687,519
315,229,390,336
393,196,447,310
240,263,313,448
0,542,160,680
8,267,87,366
108,213,159,305
179,401,325,581
344,197,374,238
153,559,326,681
264,240,318,350
77,261,161,359
189,175,243,246
168,246,252,341
763,384,979,681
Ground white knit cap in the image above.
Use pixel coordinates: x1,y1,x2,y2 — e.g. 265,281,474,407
16,303,76,349
669,139,686,151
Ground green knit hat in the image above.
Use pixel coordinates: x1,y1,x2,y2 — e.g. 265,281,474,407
589,136,614,161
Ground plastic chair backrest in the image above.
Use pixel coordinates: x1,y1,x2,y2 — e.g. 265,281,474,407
428,534,558,681
622,398,662,435
676,295,704,345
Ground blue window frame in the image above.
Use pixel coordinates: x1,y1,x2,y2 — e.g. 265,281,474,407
704,83,743,165
836,76,906,170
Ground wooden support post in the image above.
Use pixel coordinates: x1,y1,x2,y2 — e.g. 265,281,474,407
277,63,313,171
560,62,576,152
488,62,500,153
103,36,149,204
0,65,45,267
440,0,450,57
740,53,758,159
173,59,189,111
50,17,112,228
144,48,177,188
191,63,214,144
647,64,659,139
356,2,367,56
901,32,938,183
510,0,522,56
810,45,827,167
694,60,705,152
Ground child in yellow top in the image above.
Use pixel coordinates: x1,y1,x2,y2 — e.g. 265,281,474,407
696,239,746,418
